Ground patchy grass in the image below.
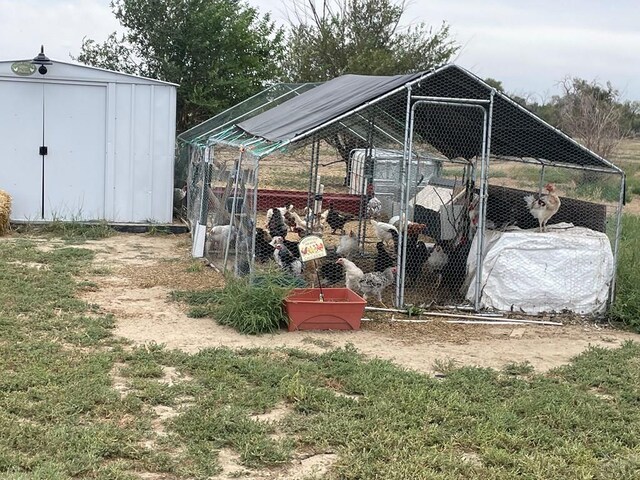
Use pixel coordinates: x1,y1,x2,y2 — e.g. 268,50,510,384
1,234,640,479
610,214,640,330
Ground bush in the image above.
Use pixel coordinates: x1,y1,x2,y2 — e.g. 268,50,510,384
610,214,640,330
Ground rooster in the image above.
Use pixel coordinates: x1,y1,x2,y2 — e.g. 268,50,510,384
524,183,561,232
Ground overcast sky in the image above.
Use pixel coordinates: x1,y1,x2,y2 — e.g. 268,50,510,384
1,0,637,101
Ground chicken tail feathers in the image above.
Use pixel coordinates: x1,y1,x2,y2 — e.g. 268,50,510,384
523,195,536,209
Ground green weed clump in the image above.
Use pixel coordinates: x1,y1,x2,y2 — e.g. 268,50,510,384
174,270,297,335
610,214,640,330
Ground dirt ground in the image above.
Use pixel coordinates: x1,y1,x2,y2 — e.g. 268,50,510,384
65,233,640,375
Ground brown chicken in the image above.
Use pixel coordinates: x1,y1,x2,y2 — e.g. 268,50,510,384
524,183,561,232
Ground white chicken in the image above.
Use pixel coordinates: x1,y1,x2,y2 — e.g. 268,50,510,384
426,243,449,289
370,219,398,246
336,230,358,258
524,183,561,232
335,258,363,291
208,224,236,253
336,258,396,307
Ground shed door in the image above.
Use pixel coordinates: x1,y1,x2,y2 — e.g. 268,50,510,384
44,83,107,220
0,82,43,220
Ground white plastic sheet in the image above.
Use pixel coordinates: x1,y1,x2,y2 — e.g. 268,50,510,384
465,224,614,314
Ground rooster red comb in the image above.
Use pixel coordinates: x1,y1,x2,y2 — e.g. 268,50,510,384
545,183,555,192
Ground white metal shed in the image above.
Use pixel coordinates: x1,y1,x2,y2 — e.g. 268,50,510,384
0,56,177,223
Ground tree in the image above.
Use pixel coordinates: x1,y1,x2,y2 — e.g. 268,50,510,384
283,0,458,184
283,0,458,82
553,78,628,159
74,0,285,132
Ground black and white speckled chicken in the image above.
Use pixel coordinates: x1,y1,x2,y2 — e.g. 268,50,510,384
269,236,303,278
336,258,396,306
358,266,397,307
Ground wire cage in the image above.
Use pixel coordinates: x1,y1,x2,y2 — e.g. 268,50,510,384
177,65,625,315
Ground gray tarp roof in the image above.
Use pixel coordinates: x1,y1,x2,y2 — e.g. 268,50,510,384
238,72,422,142
231,64,620,173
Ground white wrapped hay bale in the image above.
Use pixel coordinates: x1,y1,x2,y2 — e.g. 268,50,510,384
0,190,11,235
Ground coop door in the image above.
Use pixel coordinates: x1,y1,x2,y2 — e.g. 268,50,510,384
43,83,106,220
0,82,43,220
0,81,106,221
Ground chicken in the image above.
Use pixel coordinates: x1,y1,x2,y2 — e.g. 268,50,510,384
337,258,396,307
267,207,289,239
269,236,303,278
524,183,561,232
358,266,396,306
173,185,187,217
336,230,358,258
426,243,449,289
319,249,344,285
405,236,431,287
208,224,236,253
335,257,364,291
374,241,395,273
284,210,310,236
254,228,274,263
366,197,382,219
413,204,441,241
326,203,355,235
370,219,398,246
265,204,294,229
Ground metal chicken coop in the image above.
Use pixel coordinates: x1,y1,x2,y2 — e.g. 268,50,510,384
177,64,625,315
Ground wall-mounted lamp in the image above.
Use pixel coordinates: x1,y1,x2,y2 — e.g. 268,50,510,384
31,45,53,75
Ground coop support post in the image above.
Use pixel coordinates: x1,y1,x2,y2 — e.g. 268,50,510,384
609,172,626,304
249,155,260,278
191,145,212,258
397,85,413,307
473,91,495,310
306,137,321,231
223,148,244,273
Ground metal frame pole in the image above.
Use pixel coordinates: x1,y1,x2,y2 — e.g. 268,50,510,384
609,172,626,304
397,86,413,307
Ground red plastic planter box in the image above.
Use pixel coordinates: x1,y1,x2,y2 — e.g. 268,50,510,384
284,288,366,331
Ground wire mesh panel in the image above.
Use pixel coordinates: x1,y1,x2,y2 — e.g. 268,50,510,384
398,101,488,309
472,160,623,314
178,66,625,315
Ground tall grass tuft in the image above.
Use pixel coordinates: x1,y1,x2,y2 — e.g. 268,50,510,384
610,214,640,330
174,269,297,335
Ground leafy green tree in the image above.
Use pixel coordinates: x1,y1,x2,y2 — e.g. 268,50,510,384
283,0,458,82
75,0,285,131
283,0,458,184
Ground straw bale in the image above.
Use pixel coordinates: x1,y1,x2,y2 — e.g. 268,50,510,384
0,190,11,235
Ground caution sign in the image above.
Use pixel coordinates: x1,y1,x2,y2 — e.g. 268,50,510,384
298,235,327,262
